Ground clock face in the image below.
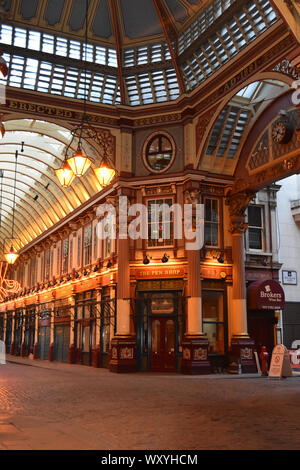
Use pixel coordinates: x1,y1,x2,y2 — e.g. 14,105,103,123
272,121,292,144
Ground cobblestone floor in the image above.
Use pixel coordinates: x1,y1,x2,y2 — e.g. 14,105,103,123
0,356,300,450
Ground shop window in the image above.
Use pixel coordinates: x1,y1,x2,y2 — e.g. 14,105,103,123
204,198,219,247
248,205,264,250
202,290,224,354
77,233,81,267
56,244,61,276
61,238,69,274
143,133,175,173
44,249,51,281
103,214,113,259
151,293,175,314
147,198,174,247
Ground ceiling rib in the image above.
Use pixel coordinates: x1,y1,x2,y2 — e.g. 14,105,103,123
109,0,126,105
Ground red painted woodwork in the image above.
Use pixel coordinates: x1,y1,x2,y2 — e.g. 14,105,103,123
150,317,176,372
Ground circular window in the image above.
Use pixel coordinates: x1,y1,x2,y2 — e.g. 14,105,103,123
143,132,175,173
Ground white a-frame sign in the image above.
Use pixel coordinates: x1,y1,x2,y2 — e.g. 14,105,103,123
269,344,293,378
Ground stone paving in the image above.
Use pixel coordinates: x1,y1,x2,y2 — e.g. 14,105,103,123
0,355,300,450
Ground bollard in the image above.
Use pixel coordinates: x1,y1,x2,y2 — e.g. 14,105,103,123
259,346,269,376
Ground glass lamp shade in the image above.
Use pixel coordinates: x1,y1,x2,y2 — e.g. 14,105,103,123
0,56,8,79
4,246,19,265
93,161,116,187
55,162,75,187
0,121,5,139
66,144,92,177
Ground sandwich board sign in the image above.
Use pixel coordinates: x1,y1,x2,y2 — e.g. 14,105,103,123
269,344,293,378
0,340,5,364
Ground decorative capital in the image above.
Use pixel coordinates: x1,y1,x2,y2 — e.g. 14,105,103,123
226,191,255,217
184,190,201,206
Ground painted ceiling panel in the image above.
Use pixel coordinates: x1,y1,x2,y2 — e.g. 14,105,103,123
45,0,65,26
92,0,112,38
69,0,91,31
120,0,163,38
19,0,39,20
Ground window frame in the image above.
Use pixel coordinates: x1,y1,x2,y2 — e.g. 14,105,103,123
247,204,265,252
146,196,175,249
204,197,221,248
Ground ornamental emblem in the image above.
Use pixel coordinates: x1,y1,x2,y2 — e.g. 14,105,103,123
120,347,133,359
0,261,20,302
194,347,207,361
183,348,191,360
240,347,252,360
111,347,118,359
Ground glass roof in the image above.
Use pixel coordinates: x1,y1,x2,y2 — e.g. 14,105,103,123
0,0,278,106
204,79,288,166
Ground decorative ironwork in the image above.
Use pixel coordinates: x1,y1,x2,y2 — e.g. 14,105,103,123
0,261,20,301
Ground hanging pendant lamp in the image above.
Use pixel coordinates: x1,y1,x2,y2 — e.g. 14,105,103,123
55,161,75,187
93,150,116,187
66,141,92,177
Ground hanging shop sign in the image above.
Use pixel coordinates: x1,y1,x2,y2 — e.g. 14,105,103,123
247,279,285,310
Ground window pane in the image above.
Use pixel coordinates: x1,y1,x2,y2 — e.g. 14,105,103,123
249,228,262,250
203,290,224,354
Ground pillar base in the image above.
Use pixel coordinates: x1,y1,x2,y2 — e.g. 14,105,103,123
181,336,211,375
21,343,26,357
229,336,257,373
109,336,137,373
92,345,101,368
10,342,14,355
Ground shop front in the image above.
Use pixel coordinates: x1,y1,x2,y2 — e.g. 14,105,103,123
247,279,285,356
23,306,36,357
135,279,184,372
202,280,228,372
36,307,51,360
5,311,13,354
0,313,4,341
75,290,97,366
53,301,71,363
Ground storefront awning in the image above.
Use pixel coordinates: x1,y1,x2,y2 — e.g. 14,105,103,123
247,279,285,311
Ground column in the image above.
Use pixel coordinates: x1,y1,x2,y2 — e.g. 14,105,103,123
10,309,15,355
49,295,55,361
181,189,210,374
21,306,26,357
68,292,76,364
33,301,40,359
110,188,137,373
227,192,257,373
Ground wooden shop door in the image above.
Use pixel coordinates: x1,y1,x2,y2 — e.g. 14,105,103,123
248,314,274,356
150,318,175,372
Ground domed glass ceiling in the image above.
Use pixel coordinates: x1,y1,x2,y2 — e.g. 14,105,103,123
0,0,278,106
